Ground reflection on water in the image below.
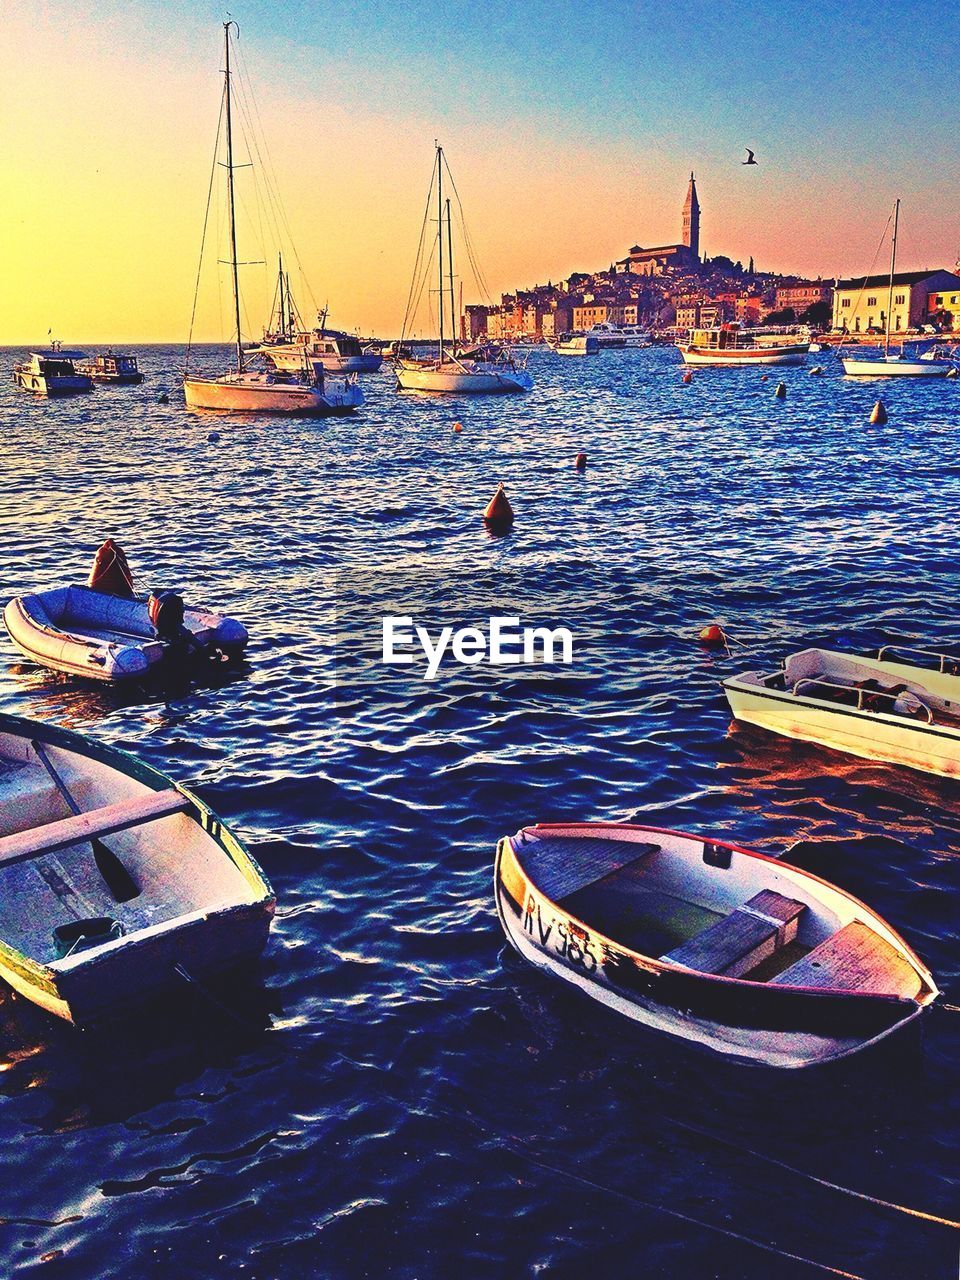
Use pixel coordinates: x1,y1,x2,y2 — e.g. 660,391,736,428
0,344,957,1277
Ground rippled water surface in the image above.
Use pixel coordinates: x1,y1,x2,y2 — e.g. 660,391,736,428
0,345,958,1278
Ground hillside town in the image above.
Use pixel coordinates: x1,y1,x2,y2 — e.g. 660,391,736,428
464,174,960,342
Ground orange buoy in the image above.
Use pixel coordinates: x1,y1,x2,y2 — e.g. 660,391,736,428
681,371,692,384
774,381,787,399
88,539,136,598
453,421,463,433
483,483,514,531
870,398,888,425
575,451,587,470
698,624,727,648
760,374,769,382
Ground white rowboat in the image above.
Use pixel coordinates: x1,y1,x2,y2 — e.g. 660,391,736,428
496,821,937,1068
0,714,274,1026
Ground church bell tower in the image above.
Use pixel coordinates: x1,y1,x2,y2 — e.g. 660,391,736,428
682,173,700,260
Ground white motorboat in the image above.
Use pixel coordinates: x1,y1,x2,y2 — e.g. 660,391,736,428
0,712,274,1027
678,325,809,366
13,350,93,396
842,201,954,378
619,325,652,348
553,334,599,356
182,26,362,417
395,144,533,396
496,821,937,1068
724,645,960,778
586,322,626,349
249,269,383,374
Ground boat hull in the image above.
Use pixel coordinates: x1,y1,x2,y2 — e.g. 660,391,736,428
724,677,960,778
264,349,383,375
13,372,93,395
4,586,247,684
183,375,362,415
841,358,952,377
495,829,928,1068
396,361,532,394
0,713,275,1026
679,344,809,366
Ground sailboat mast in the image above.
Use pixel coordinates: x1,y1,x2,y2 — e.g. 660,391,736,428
437,144,445,362
223,22,244,374
278,253,286,334
885,198,900,358
445,197,456,355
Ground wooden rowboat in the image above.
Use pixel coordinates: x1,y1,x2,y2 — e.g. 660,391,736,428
495,822,937,1068
0,713,274,1027
724,645,960,778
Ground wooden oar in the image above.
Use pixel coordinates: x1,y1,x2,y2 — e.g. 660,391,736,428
31,740,140,903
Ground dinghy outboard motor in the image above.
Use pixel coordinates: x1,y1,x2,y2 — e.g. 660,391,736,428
88,539,136,598
147,590,199,659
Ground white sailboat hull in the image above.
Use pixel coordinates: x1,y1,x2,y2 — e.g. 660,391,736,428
183,373,362,415
395,360,532,394
841,357,952,377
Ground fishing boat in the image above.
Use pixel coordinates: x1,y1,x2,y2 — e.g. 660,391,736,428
182,25,362,417
249,266,383,374
0,712,274,1026
678,325,810,366
724,645,960,778
395,144,533,395
13,350,93,396
841,201,954,378
76,352,144,385
554,334,599,356
495,821,937,1068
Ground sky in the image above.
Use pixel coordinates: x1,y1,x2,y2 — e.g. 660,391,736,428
2,0,959,343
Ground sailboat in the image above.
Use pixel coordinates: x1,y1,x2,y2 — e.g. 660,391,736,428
395,145,533,395
183,25,363,416
842,200,954,378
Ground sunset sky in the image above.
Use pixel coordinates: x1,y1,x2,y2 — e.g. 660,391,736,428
2,0,959,343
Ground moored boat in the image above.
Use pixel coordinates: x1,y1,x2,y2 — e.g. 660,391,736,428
395,143,533,396
0,712,274,1026
248,268,383,375
678,325,810,366
76,351,144,384
679,324,810,365
182,24,362,418
724,645,960,778
13,350,93,396
841,201,955,378
586,322,626,349
553,333,599,356
495,821,937,1068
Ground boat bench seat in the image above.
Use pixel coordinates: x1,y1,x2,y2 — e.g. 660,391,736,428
517,835,660,903
662,889,806,979
770,921,922,999
0,788,191,868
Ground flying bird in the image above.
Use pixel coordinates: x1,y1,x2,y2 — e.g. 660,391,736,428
743,148,758,165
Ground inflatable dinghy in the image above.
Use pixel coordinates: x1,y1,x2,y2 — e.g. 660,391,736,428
4,585,248,683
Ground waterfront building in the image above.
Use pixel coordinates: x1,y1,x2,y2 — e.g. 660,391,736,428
832,269,960,333
775,281,833,314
